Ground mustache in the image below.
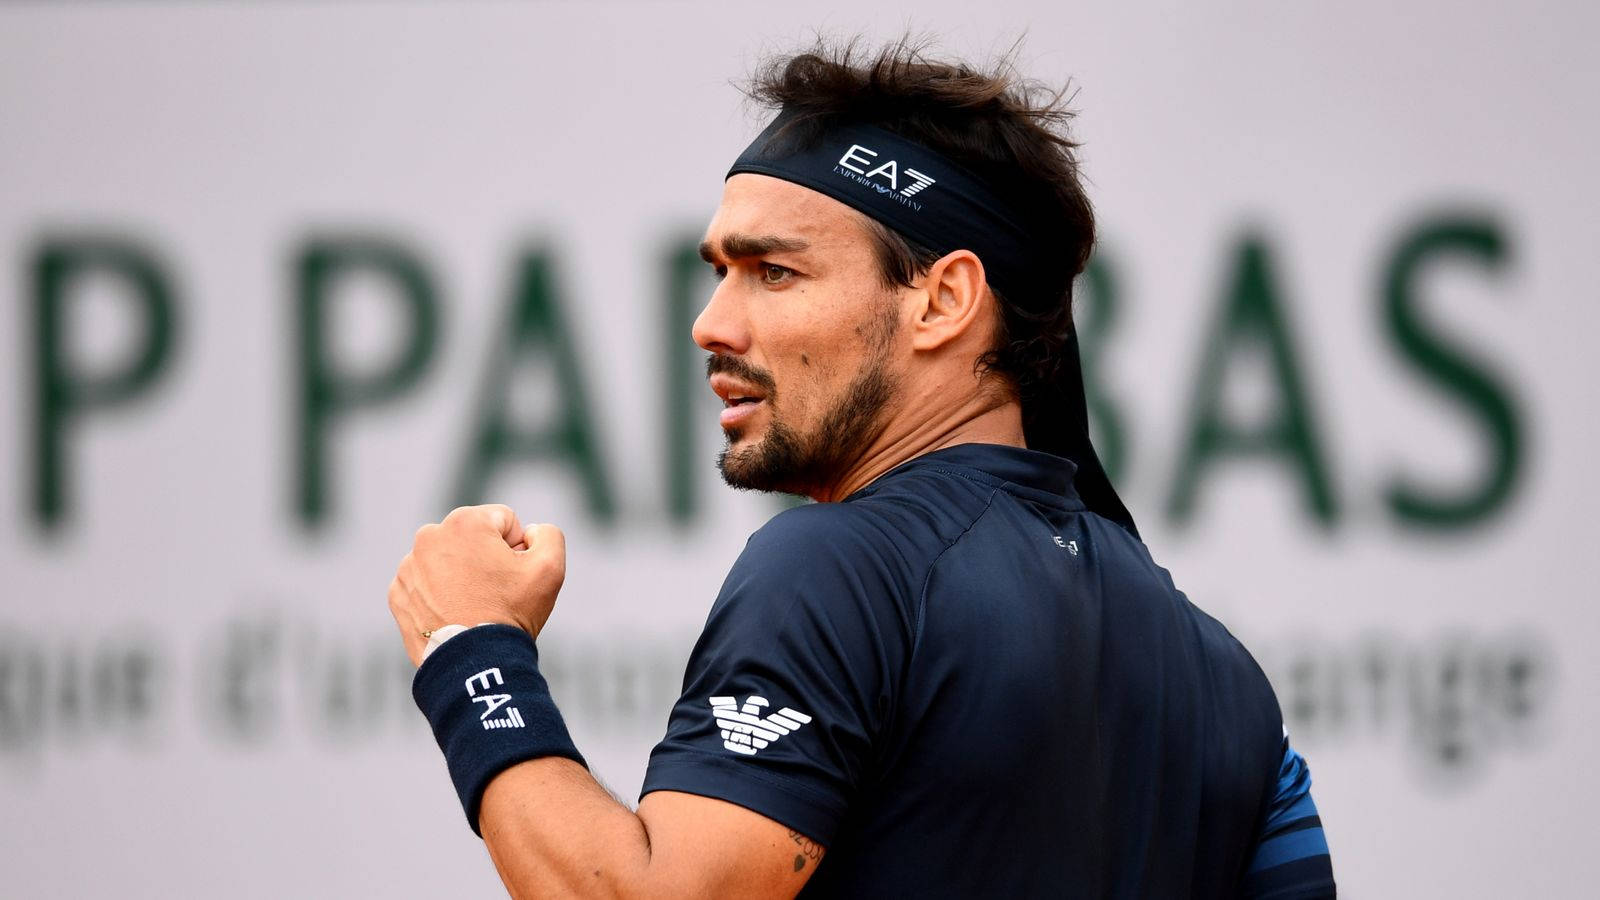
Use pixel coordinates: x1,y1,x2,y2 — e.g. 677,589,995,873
705,353,777,395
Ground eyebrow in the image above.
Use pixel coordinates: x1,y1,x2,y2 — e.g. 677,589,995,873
698,233,811,264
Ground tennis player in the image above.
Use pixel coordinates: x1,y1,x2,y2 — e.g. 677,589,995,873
388,41,1336,898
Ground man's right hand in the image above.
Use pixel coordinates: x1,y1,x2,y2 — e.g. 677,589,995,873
386,504,567,666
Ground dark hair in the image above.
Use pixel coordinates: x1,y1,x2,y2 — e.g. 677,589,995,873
746,38,1095,446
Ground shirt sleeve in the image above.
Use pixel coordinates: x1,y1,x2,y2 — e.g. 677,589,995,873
640,504,912,846
1240,733,1337,899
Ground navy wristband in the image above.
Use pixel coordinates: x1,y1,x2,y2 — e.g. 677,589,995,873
411,624,585,835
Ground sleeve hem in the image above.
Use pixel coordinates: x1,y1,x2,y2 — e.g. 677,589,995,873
641,751,847,846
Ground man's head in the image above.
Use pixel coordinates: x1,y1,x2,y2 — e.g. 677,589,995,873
695,39,1097,499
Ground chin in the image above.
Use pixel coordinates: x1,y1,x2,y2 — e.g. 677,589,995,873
717,420,818,497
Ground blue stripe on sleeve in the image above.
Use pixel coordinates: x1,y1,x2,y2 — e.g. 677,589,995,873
1248,826,1331,873
1274,791,1319,828
1242,736,1336,891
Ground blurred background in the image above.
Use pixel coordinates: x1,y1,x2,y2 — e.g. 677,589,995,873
2,1,1594,896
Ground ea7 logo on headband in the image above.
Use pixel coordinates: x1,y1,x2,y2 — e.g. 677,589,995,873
838,144,937,197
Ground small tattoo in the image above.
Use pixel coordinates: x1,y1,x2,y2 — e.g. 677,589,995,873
788,828,823,867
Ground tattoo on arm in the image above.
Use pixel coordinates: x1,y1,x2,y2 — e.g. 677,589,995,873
788,829,824,872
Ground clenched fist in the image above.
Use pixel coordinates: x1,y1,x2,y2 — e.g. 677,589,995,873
386,504,566,666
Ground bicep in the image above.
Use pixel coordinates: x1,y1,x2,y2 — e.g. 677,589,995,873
637,791,823,899
478,760,822,900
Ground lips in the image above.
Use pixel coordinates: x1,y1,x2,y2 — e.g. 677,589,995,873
709,374,768,408
709,373,768,429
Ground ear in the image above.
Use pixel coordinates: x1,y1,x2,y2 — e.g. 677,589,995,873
910,249,992,353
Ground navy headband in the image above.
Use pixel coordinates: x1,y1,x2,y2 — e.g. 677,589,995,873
727,112,1138,537
727,112,1046,300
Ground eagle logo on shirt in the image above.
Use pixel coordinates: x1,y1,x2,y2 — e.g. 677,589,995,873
709,695,812,756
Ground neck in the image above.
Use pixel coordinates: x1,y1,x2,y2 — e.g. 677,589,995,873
809,390,1025,503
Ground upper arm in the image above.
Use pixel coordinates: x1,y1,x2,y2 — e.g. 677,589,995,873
1240,735,1336,899
478,758,821,900
641,506,911,854
635,790,823,898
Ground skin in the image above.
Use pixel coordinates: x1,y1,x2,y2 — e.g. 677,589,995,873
386,173,1026,899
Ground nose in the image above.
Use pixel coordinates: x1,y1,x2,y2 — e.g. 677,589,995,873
691,278,751,356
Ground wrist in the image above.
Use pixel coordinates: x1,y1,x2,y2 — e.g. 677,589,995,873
412,624,585,835
421,621,520,661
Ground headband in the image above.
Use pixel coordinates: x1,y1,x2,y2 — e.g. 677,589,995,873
727,111,1138,537
727,111,1049,300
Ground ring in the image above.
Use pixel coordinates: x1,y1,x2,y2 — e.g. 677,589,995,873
420,629,435,639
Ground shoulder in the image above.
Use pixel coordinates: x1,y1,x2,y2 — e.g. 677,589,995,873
734,485,989,584
704,500,945,644
726,503,911,597
745,501,903,558
1173,586,1286,752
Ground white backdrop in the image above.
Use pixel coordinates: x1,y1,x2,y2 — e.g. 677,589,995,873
2,2,1596,897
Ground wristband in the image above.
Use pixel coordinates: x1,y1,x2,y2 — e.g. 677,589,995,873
411,624,585,835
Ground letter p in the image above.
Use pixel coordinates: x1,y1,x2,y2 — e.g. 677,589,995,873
30,237,180,530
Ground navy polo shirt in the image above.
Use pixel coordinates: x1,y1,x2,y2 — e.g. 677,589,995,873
642,443,1334,897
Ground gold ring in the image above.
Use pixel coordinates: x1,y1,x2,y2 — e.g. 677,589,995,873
420,629,435,639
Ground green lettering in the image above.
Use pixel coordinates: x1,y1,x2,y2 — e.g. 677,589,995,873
1167,235,1338,527
30,237,179,530
452,248,615,522
294,237,439,527
1382,215,1522,528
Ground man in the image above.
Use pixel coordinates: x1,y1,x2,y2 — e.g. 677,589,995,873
387,42,1336,898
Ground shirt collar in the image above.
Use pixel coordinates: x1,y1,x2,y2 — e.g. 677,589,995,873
849,443,1083,509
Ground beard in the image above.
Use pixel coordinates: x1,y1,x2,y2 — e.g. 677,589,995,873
712,347,898,498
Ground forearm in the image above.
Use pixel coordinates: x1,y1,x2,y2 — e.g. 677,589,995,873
480,758,657,899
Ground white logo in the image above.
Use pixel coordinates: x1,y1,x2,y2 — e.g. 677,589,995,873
710,695,812,756
838,144,937,197
1053,536,1079,555
466,667,524,730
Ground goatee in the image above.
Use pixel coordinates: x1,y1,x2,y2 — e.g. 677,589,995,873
714,352,898,499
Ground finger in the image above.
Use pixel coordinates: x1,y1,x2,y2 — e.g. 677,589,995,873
520,522,565,557
442,503,522,545
479,503,526,548
519,523,567,588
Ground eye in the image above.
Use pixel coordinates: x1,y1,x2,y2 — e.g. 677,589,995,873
713,265,728,280
760,263,793,285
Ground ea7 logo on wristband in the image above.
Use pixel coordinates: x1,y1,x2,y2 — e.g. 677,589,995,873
465,667,525,730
